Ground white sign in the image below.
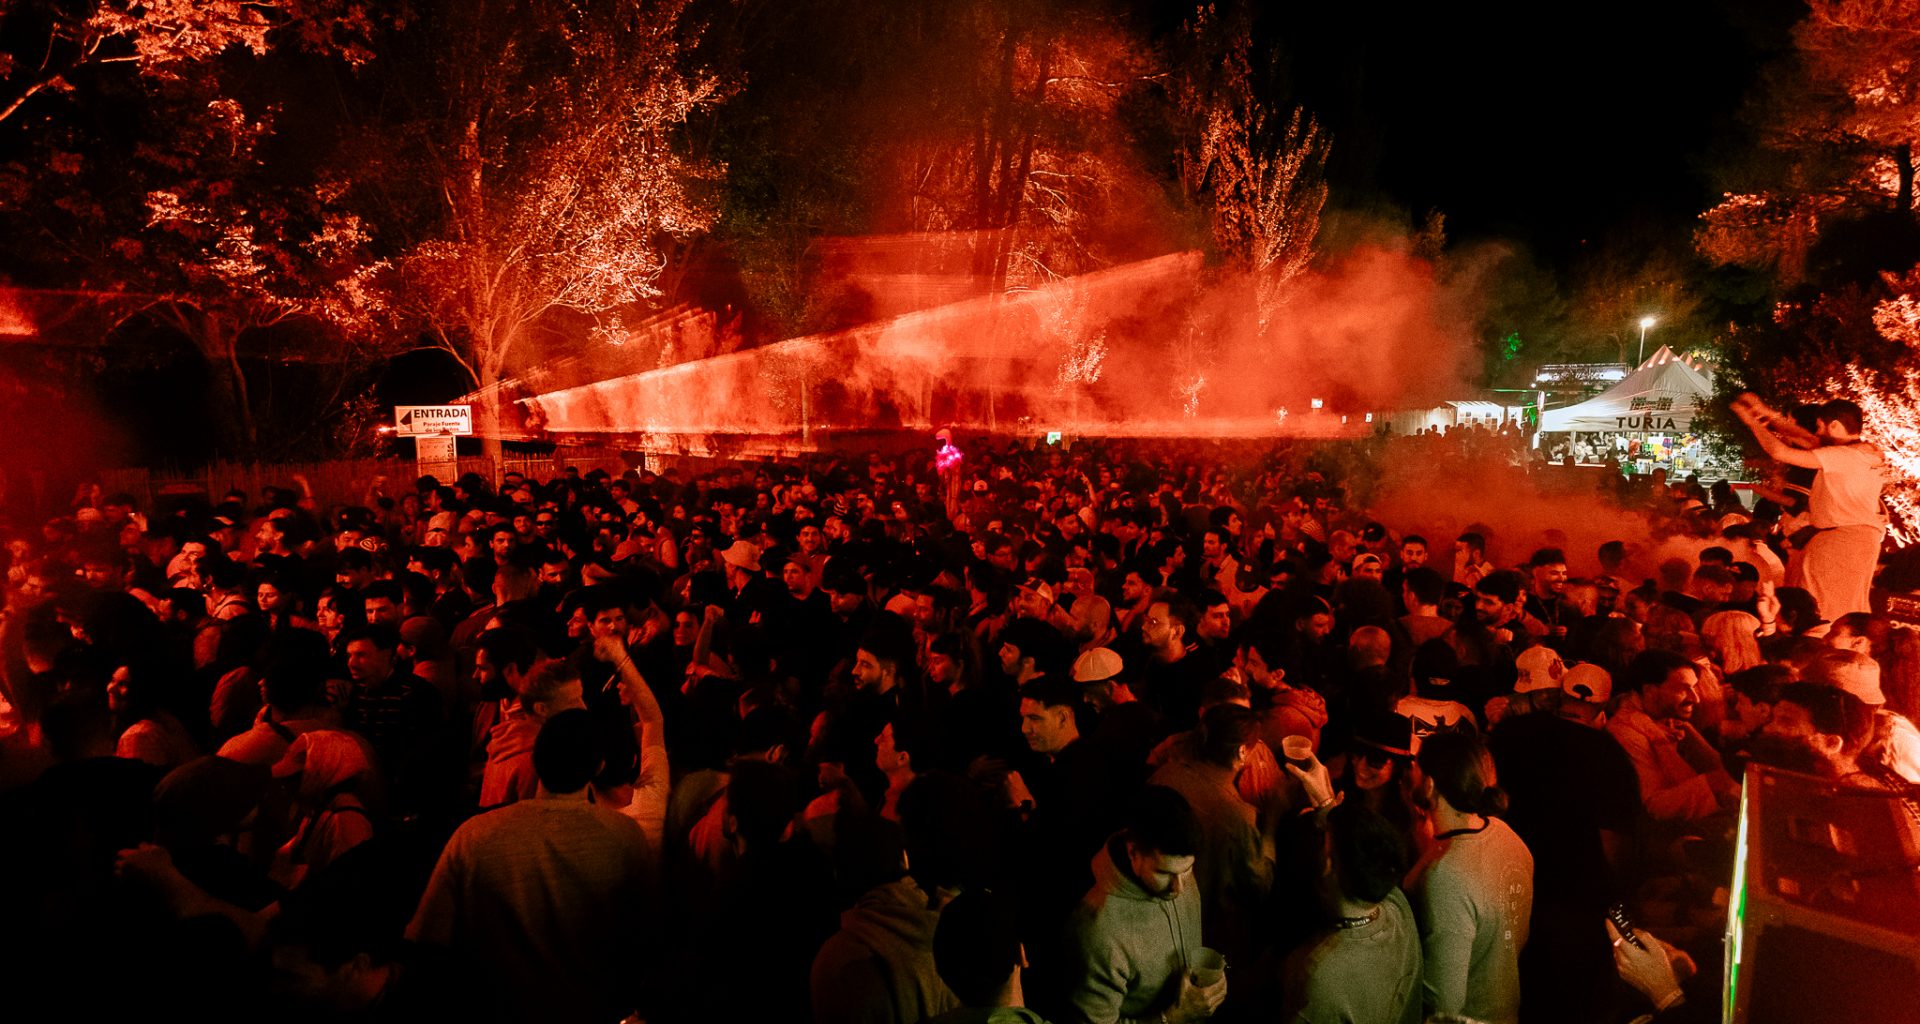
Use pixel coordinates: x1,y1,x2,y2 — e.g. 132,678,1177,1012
414,435,457,463
395,405,472,436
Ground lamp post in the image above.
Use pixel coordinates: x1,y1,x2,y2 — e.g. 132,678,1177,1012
1637,316,1656,364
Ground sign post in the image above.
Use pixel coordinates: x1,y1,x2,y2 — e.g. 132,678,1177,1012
395,405,471,482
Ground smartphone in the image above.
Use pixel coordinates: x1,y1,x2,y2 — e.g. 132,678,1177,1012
1607,904,1646,949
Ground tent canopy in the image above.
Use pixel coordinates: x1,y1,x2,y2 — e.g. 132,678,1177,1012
1538,347,1712,434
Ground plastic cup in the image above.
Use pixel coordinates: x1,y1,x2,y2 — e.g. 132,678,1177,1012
1281,735,1314,769
1190,947,1227,988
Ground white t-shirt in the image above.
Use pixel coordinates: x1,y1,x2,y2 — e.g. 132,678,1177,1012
1809,443,1888,528
1398,696,1478,747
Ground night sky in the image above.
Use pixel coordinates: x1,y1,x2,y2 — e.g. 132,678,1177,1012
1254,0,1802,263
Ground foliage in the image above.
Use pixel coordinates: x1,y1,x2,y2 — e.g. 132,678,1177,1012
1699,0,1920,536
0,0,374,128
1173,0,1328,325
369,0,731,400
0,1,386,456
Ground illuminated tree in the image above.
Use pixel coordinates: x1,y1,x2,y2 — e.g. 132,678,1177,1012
0,0,372,128
1700,1,1920,536
1849,264,1920,541
1174,1,1328,328
123,96,385,454
871,1,1162,292
1698,1,1919,284
0,4,384,456
371,0,731,466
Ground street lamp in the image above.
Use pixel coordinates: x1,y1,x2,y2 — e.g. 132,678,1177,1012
1637,316,1657,364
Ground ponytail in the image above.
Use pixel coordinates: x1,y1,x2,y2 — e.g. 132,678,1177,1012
1417,731,1506,818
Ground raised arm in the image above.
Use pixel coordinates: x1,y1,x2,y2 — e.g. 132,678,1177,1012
1732,394,1821,469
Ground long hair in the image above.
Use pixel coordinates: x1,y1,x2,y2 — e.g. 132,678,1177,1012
1416,730,1508,818
1702,611,1764,675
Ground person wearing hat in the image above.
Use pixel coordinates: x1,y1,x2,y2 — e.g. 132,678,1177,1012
720,539,783,624
1071,647,1129,712
1350,552,1385,584
1802,647,1920,785
1397,639,1477,743
1488,661,1641,1024
1747,682,1882,787
1069,645,1166,775
1336,711,1429,859
1482,644,1565,730
1010,576,1057,624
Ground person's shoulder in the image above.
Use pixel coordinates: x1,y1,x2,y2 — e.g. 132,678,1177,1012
1487,816,1532,854
1606,706,1651,740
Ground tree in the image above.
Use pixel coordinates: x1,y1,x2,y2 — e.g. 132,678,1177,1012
876,1,1167,292
1175,1,1328,329
1699,1,1920,285
0,5,385,457
366,0,732,469
0,0,372,128
1699,1,1920,538
1827,263,1920,542
125,93,385,455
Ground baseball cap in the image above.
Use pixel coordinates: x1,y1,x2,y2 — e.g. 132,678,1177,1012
1351,553,1383,572
1072,647,1124,684
1808,651,1886,706
1353,711,1416,758
1562,663,1612,704
1514,645,1566,693
1017,577,1055,606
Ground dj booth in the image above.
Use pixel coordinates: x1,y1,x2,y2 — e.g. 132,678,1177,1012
1726,766,1920,1022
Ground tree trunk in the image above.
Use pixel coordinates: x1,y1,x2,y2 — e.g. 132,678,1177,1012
166,304,259,458
478,358,505,487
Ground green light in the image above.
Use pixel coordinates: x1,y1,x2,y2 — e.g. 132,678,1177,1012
1724,775,1752,1024
1500,332,1523,361
1045,431,1062,445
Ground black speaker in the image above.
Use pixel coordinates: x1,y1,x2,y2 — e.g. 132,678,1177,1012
1724,766,1920,1023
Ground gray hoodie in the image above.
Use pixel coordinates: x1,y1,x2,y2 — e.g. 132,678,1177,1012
1064,836,1204,1024
811,877,960,1024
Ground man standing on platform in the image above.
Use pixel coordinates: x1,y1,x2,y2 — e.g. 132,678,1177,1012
1734,395,1887,621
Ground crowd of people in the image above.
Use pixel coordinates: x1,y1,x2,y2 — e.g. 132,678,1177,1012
0,405,1914,1024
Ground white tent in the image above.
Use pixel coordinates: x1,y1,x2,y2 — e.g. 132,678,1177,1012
1386,400,1526,436
1537,346,1712,434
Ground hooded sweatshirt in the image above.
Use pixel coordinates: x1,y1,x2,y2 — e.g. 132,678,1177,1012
1064,836,1204,1024
811,877,960,1024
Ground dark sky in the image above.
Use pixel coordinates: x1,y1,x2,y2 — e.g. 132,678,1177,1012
1248,0,1804,264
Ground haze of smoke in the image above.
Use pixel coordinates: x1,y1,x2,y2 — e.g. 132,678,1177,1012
1362,443,1707,582
528,232,1488,441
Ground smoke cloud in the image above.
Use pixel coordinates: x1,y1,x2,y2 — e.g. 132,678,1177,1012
524,230,1484,447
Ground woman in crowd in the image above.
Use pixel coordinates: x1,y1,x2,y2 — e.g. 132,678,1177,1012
1408,730,1533,1024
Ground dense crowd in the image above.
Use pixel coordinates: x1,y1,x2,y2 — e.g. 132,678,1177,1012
0,416,1914,1024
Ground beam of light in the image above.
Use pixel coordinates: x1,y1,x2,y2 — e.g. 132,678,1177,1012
512,234,1480,450
521,251,1370,443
